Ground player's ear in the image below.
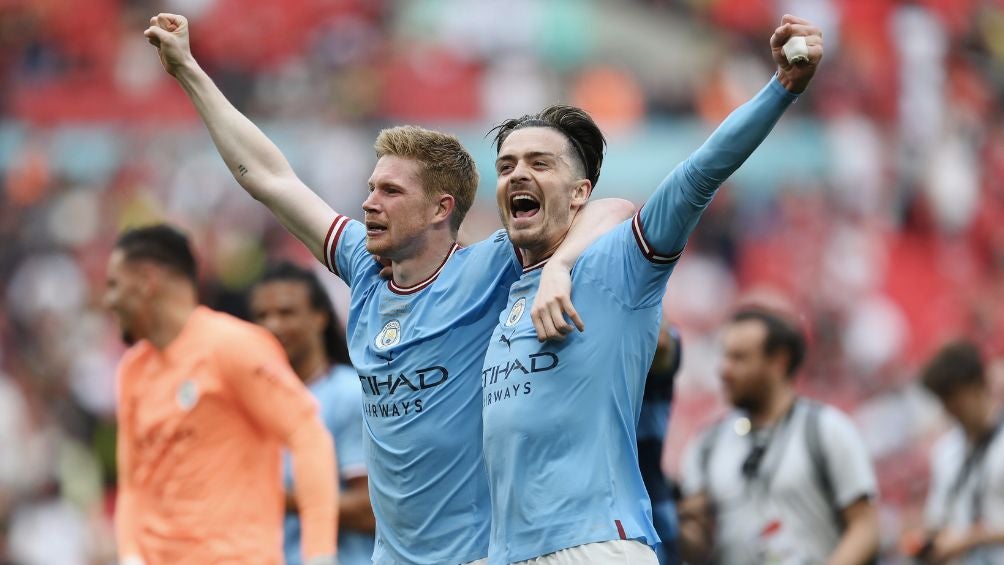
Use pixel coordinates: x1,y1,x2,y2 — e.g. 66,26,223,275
433,193,456,225
136,263,160,297
571,179,592,207
768,349,791,381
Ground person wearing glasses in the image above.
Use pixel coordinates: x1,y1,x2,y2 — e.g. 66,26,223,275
676,307,879,565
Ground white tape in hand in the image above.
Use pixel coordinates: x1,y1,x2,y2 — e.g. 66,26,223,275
782,36,809,64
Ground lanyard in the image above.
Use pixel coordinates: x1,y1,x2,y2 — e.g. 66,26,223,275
947,416,1003,525
740,398,800,497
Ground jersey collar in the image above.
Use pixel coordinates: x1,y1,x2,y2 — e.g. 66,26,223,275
388,243,460,295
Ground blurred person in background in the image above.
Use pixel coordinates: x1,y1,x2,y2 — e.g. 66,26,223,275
479,14,823,565
639,323,684,565
144,12,629,565
916,341,1004,563
677,307,878,565
249,261,375,565
104,224,337,565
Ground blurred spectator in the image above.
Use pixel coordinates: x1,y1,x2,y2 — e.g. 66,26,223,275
915,340,1004,562
676,307,879,564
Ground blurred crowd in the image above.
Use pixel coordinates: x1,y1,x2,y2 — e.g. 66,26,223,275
1,0,1003,562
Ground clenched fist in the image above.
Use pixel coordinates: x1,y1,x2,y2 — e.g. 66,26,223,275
770,14,824,94
144,13,195,76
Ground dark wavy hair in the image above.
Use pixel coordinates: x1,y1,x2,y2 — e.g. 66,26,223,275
255,261,351,366
490,104,607,188
921,340,985,399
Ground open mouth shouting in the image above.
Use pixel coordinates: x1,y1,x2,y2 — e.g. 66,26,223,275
510,193,541,221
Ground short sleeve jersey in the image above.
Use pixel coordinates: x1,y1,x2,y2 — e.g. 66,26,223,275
115,307,321,564
324,215,520,565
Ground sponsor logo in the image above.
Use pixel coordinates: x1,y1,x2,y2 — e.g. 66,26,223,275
358,366,449,396
481,352,559,407
374,319,401,350
505,297,526,327
483,382,533,407
481,352,558,387
364,399,424,418
176,379,199,410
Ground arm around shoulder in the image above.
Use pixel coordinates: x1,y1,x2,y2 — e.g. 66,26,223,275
530,198,635,341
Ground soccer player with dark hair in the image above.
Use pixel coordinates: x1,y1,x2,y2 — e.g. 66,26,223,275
479,16,833,564
678,307,878,564
144,13,631,564
105,224,337,565
250,262,375,565
918,340,1004,562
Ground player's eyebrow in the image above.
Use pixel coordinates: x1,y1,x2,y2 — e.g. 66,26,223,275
495,151,558,167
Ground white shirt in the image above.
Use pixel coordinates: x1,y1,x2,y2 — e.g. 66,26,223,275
924,422,1004,564
682,399,877,565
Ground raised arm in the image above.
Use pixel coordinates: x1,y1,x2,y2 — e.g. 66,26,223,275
531,198,636,340
637,14,822,257
144,14,334,262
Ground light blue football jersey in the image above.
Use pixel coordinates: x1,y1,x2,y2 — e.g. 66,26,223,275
283,364,373,565
480,76,799,564
322,219,520,565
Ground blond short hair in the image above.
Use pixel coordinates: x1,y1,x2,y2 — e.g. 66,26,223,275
374,126,478,232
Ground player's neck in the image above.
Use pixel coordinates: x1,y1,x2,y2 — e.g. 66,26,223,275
750,387,796,428
296,350,330,386
391,233,456,288
148,295,198,350
517,231,567,267
518,242,558,268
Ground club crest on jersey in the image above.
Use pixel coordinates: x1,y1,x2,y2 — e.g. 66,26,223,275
375,319,402,350
176,379,199,411
505,297,526,327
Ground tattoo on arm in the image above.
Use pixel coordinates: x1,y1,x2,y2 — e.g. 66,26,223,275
238,164,248,176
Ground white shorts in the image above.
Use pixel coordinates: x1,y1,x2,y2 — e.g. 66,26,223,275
512,540,658,565
462,559,487,565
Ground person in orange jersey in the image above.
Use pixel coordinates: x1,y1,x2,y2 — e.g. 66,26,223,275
104,224,337,565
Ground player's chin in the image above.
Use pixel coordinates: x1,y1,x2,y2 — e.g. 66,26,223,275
364,236,392,257
506,226,536,249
